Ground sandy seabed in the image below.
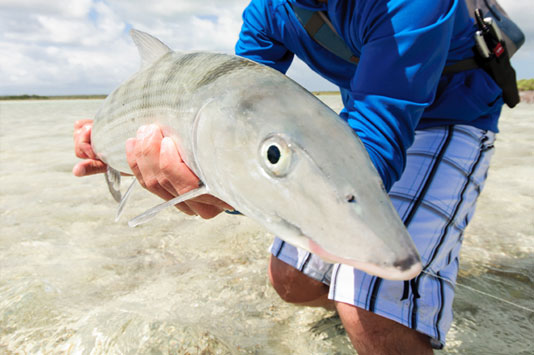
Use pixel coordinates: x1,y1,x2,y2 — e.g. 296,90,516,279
0,96,532,354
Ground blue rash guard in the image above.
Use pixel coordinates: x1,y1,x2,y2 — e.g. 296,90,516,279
235,0,503,190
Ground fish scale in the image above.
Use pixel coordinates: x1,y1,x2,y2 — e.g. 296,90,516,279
91,29,423,281
93,50,267,174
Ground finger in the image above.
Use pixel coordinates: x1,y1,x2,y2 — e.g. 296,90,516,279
74,119,93,130
159,136,201,194
126,138,143,185
159,139,234,211
189,202,225,219
76,142,95,160
172,202,197,216
73,159,107,176
151,133,198,215
129,127,196,216
193,194,234,211
135,125,165,191
74,124,97,159
160,137,225,219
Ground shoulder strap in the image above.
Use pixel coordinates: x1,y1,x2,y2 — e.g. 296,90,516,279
291,4,359,65
290,3,477,75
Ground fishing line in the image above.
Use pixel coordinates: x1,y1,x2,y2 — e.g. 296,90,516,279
422,270,534,314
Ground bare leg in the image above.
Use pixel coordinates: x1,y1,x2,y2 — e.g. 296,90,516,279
268,256,432,352
336,301,433,355
268,255,335,310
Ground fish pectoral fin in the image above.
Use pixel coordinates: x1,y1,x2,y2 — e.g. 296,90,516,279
130,29,172,70
128,185,209,227
105,166,122,202
115,178,137,222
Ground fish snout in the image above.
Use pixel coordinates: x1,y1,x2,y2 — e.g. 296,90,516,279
388,254,422,280
393,254,420,272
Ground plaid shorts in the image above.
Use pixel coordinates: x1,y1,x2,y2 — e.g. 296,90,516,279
270,125,496,348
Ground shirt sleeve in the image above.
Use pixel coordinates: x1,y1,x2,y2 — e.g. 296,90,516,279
341,0,459,190
235,0,294,73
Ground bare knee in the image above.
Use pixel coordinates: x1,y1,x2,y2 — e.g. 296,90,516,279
336,302,433,355
268,255,332,308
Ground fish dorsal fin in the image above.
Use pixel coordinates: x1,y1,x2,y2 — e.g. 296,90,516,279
130,29,172,69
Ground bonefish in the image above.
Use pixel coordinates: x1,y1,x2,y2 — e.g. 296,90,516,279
91,29,422,280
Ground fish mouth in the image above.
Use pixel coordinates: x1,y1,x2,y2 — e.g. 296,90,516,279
308,239,422,281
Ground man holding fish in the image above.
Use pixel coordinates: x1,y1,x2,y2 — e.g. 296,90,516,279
74,0,503,353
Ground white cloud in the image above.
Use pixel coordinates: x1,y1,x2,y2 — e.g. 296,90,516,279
0,0,532,95
0,0,252,95
0,0,92,17
0,0,132,95
104,0,249,52
108,0,248,21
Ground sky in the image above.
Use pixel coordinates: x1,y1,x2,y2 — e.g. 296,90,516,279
0,0,532,96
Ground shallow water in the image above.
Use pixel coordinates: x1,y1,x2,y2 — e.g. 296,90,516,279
0,97,532,354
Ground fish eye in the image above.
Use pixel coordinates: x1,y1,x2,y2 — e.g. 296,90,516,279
259,135,293,177
267,145,281,164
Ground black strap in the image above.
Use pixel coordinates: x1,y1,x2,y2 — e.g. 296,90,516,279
291,4,478,75
441,58,479,75
292,4,359,65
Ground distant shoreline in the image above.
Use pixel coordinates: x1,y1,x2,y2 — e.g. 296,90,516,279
519,90,534,104
0,93,343,100
0,94,106,101
312,91,340,96
2,90,533,103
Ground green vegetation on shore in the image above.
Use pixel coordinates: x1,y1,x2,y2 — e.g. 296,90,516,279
517,79,534,91
0,94,106,101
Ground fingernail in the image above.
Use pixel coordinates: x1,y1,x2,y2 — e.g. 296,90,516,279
125,138,135,153
137,124,157,140
136,125,147,139
160,137,173,154
73,164,85,176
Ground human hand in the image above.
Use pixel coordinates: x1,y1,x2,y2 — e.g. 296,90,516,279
73,119,108,176
126,124,233,219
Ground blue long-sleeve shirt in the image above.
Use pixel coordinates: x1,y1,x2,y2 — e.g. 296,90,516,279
235,0,503,190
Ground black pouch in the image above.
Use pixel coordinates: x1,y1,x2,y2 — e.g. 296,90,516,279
473,8,520,108
466,0,525,57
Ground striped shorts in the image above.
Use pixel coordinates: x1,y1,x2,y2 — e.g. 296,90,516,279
270,125,496,348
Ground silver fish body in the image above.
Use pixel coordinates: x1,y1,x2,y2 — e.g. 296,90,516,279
92,30,422,280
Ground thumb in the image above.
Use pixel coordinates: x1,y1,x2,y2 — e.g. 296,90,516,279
73,159,107,176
